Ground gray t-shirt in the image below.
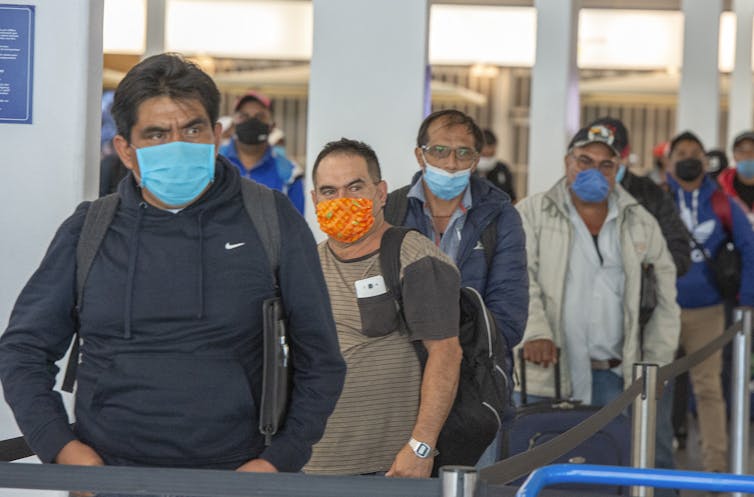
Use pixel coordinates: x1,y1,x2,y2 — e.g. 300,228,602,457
305,231,459,475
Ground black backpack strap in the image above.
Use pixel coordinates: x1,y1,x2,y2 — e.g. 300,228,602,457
480,217,497,270
239,179,280,285
238,177,288,444
63,193,120,392
383,185,411,226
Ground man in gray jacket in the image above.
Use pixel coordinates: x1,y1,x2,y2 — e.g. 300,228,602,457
515,123,680,406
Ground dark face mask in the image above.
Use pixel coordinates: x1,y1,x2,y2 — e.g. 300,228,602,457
675,158,704,182
235,118,270,145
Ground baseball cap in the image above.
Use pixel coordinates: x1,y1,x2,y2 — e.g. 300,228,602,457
234,90,272,113
588,117,629,158
568,124,621,157
653,141,669,159
732,131,754,150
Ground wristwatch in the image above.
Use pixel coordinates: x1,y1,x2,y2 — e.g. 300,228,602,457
409,437,437,459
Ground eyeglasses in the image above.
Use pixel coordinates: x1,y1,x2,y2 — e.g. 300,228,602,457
421,145,478,163
571,153,617,173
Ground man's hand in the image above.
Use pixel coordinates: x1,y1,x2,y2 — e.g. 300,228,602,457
55,440,104,466
522,339,558,367
236,458,278,473
385,444,433,478
55,441,104,497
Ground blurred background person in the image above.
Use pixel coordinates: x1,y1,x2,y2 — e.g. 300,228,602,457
706,148,730,181
650,141,671,188
220,90,304,214
477,129,517,202
717,132,754,218
666,131,754,474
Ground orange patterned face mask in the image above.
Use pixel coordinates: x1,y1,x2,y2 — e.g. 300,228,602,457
316,197,375,243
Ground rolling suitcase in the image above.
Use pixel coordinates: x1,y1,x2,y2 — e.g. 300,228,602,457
502,350,631,494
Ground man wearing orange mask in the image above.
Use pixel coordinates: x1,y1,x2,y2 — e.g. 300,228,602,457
304,138,462,478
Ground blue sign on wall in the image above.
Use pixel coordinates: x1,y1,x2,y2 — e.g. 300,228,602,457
0,4,34,124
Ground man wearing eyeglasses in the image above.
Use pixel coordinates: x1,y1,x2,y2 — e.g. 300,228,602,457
384,109,529,467
514,124,680,409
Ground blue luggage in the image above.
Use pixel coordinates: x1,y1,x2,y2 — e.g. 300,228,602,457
503,352,631,494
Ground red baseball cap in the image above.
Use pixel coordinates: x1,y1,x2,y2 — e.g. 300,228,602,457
653,141,669,159
234,90,272,112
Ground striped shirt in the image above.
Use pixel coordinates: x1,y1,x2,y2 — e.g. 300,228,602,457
304,231,459,475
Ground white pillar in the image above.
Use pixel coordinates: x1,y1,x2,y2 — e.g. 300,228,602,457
144,0,166,58
677,0,722,148
527,0,580,196
306,0,429,239
490,68,513,162
0,0,103,491
728,0,754,147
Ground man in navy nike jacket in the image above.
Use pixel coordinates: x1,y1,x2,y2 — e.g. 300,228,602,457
0,53,345,475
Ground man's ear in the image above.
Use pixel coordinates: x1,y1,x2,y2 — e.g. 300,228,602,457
213,122,222,153
113,135,138,174
563,153,571,172
414,147,425,170
376,180,388,209
310,188,318,207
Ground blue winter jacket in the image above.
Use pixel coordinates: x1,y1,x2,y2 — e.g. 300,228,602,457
0,160,345,471
667,175,754,308
399,173,529,355
220,139,305,214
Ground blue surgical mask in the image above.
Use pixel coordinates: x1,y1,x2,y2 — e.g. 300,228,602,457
615,164,627,183
571,168,610,203
135,141,216,206
422,161,471,200
736,159,754,180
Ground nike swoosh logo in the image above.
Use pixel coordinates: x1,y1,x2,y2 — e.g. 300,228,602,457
225,242,246,250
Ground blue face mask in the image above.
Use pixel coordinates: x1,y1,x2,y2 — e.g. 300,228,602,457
571,168,610,203
422,162,471,200
736,159,754,180
615,164,627,183
135,141,216,207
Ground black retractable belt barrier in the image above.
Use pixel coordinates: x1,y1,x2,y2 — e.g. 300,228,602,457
657,322,741,385
0,436,32,463
0,462,441,497
480,320,743,487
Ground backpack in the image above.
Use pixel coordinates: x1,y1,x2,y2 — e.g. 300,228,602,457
63,174,290,444
383,185,498,269
710,189,742,301
686,189,742,301
378,226,514,469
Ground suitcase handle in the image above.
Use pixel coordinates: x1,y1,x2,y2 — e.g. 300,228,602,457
518,347,561,403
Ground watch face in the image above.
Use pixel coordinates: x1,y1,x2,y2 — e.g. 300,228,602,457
416,443,430,458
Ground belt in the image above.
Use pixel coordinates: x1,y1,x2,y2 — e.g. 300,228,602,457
590,358,622,370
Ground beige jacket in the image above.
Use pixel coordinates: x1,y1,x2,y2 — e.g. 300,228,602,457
515,178,680,399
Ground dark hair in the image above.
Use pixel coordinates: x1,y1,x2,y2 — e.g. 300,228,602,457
416,110,484,152
111,53,220,142
482,129,498,146
312,138,382,184
706,148,729,177
669,131,705,156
